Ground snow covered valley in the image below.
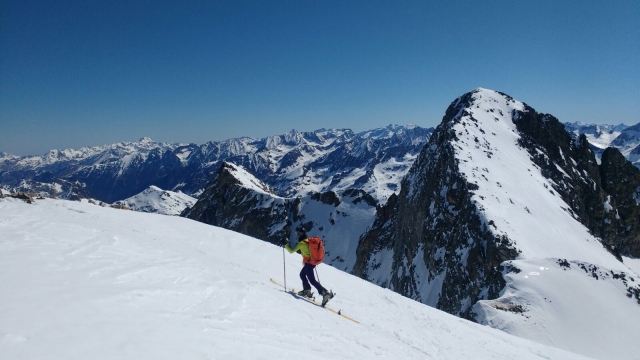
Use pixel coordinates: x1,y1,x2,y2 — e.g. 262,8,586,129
0,198,593,360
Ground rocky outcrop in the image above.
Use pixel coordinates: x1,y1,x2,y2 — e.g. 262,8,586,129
598,147,640,257
8,192,36,204
354,90,520,318
181,162,289,245
516,113,640,258
182,162,377,272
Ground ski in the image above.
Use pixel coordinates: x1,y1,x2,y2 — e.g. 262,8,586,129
269,278,359,324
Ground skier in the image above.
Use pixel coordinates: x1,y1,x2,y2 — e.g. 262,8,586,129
284,229,334,306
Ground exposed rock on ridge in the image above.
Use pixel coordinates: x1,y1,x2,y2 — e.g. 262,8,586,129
354,88,640,320
181,162,289,245
182,162,377,272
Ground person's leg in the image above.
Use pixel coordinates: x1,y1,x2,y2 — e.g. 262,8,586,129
299,266,311,290
303,263,327,294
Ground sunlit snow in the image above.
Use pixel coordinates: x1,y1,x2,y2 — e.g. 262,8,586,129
0,198,590,360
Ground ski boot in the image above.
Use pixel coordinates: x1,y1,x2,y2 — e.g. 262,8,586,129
297,289,314,299
321,290,335,307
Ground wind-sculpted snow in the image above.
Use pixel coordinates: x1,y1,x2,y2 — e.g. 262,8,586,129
0,197,592,360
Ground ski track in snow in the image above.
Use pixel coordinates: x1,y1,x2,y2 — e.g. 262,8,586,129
0,198,591,360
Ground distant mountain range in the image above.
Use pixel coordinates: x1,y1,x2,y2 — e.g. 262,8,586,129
564,122,640,166
0,125,432,204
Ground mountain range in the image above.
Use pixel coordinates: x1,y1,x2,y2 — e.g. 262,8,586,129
2,120,640,207
2,88,640,358
0,125,432,204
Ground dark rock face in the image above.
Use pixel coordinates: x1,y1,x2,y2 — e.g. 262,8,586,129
514,111,605,232
182,162,377,272
598,148,640,257
515,111,640,258
353,88,640,320
181,162,289,245
354,91,520,318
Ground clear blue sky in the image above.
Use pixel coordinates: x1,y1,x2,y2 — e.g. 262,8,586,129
1,0,638,156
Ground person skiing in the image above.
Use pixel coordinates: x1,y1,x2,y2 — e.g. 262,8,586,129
284,229,334,306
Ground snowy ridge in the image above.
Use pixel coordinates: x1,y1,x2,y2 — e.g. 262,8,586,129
12,137,179,168
223,162,275,195
114,186,196,215
444,88,639,358
475,258,640,360
454,89,625,269
355,88,640,359
0,197,590,360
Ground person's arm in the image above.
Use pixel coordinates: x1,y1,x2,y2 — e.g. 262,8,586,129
284,241,305,254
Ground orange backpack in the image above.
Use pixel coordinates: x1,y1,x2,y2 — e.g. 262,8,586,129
305,236,325,265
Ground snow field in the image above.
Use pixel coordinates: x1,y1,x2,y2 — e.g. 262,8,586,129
475,258,640,360
0,198,590,360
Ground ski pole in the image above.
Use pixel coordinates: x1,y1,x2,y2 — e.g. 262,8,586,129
315,266,320,283
283,243,287,291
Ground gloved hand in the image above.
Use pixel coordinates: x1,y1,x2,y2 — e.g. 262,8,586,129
281,239,289,247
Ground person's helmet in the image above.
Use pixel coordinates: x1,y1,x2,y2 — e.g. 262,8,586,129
296,229,308,241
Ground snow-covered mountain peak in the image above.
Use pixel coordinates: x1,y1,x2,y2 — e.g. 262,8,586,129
222,162,275,196
357,88,640,358
446,89,624,269
283,128,303,142
113,185,196,215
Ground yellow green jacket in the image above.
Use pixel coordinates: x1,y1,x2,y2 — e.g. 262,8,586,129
285,239,311,263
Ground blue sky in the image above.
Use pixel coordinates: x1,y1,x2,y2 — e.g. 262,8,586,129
1,0,638,156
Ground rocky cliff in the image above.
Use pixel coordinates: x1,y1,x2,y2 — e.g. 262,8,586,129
353,88,640,321
182,162,377,272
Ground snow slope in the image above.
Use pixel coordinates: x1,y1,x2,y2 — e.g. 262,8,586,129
0,198,590,360
436,88,640,359
452,90,627,268
113,185,196,215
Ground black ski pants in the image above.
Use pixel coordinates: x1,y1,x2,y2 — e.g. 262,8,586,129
300,263,326,294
